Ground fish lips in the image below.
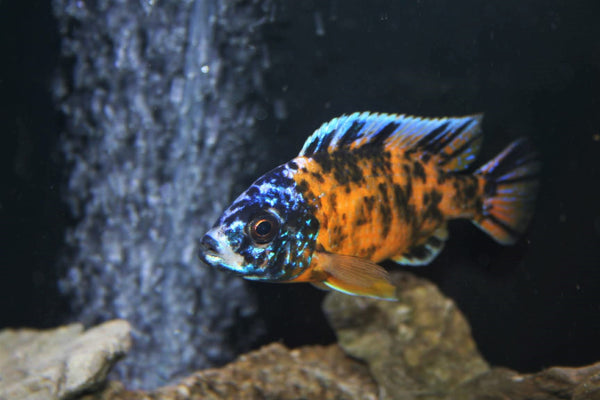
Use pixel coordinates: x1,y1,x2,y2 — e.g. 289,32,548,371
198,231,249,276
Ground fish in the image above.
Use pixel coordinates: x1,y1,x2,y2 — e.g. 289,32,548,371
199,112,540,300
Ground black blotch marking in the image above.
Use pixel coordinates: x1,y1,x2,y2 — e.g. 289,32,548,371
452,176,480,210
364,195,376,213
417,119,471,156
310,171,325,183
312,150,365,185
392,184,408,210
464,179,478,198
378,183,389,204
392,183,413,224
404,174,413,199
368,150,393,176
437,173,448,184
379,203,392,238
368,121,401,148
362,245,377,259
377,183,392,238
413,160,427,182
351,145,394,178
404,203,419,238
427,235,443,248
423,189,444,223
475,198,483,213
330,193,338,214
433,119,471,153
416,122,450,152
303,138,319,156
405,244,429,261
318,128,336,153
246,186,259,198
296,179,309,195
355,205,368,226
338,121,366,148
421,153,431,163
331,224,348,244
287,160,299,170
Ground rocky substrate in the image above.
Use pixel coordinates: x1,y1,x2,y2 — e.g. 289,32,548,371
2,272,599,400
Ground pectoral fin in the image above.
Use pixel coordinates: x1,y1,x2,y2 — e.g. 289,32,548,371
311,282,331,292
316,252,397,300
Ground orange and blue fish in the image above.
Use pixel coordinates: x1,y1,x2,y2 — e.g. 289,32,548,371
199,112,540,300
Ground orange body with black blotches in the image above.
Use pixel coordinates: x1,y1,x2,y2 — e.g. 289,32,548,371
291,151,481,264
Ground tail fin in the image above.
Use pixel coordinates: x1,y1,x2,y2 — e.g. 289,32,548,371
473,138,541,245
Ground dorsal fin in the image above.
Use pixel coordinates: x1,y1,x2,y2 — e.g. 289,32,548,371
299,112,484,172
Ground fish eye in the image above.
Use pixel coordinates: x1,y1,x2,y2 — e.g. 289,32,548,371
248,212,280,244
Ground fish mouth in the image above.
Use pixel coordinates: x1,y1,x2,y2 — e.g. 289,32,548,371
198,230,247,275
198,234,223,265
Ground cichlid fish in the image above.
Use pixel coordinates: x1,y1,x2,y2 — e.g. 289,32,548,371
199,112,540,300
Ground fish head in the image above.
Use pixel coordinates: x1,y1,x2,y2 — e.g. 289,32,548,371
199,165,320,281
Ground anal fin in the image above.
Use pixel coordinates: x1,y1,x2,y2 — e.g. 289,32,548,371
393,225,448,266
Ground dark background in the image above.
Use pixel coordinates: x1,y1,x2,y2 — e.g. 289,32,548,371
2,0,600,373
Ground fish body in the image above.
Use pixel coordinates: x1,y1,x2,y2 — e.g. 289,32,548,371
200,112,540,300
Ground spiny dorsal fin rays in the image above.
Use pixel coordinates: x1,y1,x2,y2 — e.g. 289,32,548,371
299,112,484,172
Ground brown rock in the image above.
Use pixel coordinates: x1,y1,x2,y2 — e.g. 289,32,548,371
323,271,490,399
447,363,600,400
7,272,600,400
0,320,131,400
82,343,377,400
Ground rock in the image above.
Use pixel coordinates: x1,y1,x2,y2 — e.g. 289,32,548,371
323,271,490,399
5,273,600,400
81,343,378,400
0,320,131,400
447,363,600,400
322,271,600,399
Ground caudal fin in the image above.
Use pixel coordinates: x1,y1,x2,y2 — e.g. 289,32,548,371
473,138,541,245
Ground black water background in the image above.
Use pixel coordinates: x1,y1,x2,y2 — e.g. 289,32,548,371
1,0,69,328
2,0,600,374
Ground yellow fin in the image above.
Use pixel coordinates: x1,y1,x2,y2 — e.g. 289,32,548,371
317,252,397,301
311,282,331,292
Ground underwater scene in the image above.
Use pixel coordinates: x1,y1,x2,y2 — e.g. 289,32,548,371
2,0,600,399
